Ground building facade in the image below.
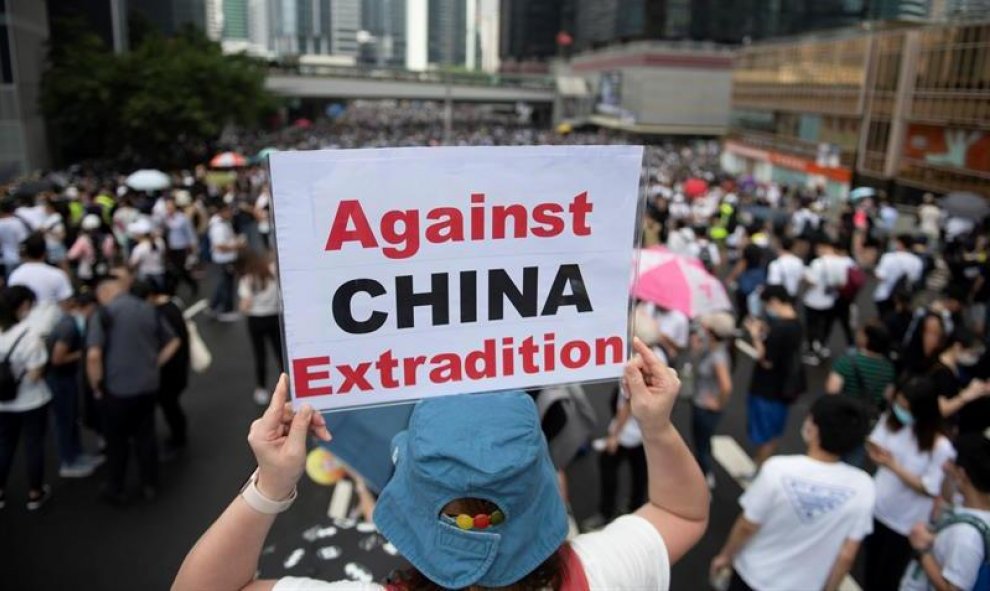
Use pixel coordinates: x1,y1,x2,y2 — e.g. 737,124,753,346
722,20,990,200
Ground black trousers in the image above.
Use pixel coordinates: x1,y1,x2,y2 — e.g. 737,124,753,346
166,249,197,297
247,315,283,389
830,298,856,348
0,404,48,491
598,443,647,519
157,384,187,446
103,393,158,493
805,306,835,349
864,519,913,591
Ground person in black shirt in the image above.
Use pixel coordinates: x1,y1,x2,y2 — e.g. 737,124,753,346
744,285,805,468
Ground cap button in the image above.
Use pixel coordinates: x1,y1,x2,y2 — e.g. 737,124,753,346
473,514,490,529
455,514,474,530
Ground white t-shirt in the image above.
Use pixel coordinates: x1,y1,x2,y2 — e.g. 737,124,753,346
237,275,280,316
899,507,990,591
0,216,29,265
8,262,73,304
803,254,854,310
15,205,46,230
272,515,669,591
43,212,65,248
656,308,689,351
688,241,720,268
129,239,167,277
0,321,52,412
869,418,956,535
874,251,924,302
766,252,805,297
917,205,941,237
209,216,238,264
734,455,875,591
791,209,820,236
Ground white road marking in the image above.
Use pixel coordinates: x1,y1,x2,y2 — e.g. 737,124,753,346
711,435,863,591
183,299,209,320
327,479,354,520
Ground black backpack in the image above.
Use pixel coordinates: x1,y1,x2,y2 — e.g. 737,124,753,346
0,329,29,402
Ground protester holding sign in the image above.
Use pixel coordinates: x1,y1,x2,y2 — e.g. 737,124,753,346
173,337,708,590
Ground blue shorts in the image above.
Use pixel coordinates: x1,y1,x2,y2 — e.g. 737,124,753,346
747,394,790,446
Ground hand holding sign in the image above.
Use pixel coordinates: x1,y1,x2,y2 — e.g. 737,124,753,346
248,374,332,501
625,336,681,435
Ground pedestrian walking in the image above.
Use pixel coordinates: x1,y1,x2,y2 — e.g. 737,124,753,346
864,377,956,591
0,286,53,510
689,312,734,489
710,396,875,591
237,252,282,405
86,271,180,503
207,203,242,320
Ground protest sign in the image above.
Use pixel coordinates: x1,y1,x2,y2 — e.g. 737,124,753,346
270,145,643,411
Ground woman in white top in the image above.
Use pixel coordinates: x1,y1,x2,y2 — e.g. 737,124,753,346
237,252,282,405
128,219,167,292
173,338,708,591
864,376,956,591
0,285,53,511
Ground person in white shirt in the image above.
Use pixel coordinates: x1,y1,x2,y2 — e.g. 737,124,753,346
237,252,282,405
173,339,709,591
162,197,199,297
0,198,30,278
900,432,990,591
128,218,167,292
666,220,696,256
874,234,924,319
803,239,855,364
41,199,67,268
0,285,53,511
14,198,46,231
944,216,975,245
766,236,805,298
710,395,875,591
8,233,74,338
207,204,242,320
916,194,942,250
865,377,956,591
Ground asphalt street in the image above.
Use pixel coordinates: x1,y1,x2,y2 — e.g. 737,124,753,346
0,291,854,590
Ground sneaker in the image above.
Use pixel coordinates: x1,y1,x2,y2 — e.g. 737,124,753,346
59,461,96,479
802,352,821,366
82,453,106,469
706,472,717,490
253,387,270,405
218,311,242,322
818,346,831,359
26,485,51,511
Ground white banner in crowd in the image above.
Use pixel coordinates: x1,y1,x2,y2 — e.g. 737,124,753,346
270,145,643,412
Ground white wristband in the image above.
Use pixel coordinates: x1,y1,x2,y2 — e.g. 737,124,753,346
241,469,297,514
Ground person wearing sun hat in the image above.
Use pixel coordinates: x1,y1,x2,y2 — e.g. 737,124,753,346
174,338,709,590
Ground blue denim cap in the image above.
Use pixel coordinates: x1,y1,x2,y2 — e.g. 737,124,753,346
373,391,568,589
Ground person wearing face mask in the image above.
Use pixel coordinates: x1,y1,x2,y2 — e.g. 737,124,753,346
709,396,875,591
900,431,990,591
45,291,104,479
0,286,54,511
930,329,990,425
865,377,957,591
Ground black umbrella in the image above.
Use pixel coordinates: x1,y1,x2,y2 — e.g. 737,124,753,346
11,179,55,198
942,191,990,220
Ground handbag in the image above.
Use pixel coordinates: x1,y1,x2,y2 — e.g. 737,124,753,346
186,320,212,373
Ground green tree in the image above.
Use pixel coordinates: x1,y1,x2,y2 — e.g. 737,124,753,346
41,22,275,168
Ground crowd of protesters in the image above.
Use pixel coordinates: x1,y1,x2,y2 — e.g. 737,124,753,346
1,100,988,591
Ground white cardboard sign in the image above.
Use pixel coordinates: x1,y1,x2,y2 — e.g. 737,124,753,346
270,145,643,411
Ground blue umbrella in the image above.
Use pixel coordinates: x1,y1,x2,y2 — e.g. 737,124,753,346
849,187,876,202
319,403,414,493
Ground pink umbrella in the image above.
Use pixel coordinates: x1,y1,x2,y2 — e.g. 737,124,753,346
633,246,732,318
210,151,248,168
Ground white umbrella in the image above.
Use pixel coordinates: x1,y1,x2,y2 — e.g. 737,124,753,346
126,169,171,192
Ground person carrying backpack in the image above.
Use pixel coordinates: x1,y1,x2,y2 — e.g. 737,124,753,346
0,285,53,511
901,432,990,591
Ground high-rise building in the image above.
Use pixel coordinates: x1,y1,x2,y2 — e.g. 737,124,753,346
499,0,561,61
206,0,224,40
223,0,249,39
331,0,361,55
130,0,207,35
1,0,52,178
405,0,482,70
361,0,407,65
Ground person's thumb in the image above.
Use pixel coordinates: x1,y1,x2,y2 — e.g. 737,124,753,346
286,405,313,452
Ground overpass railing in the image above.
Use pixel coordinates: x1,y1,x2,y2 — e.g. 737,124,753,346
269,64,556,91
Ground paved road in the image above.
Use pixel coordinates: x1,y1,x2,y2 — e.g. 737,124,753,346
0,292,858,590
